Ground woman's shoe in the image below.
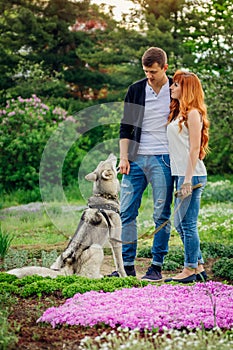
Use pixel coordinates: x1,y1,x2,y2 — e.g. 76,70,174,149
196,270,208,281
164,274,196,283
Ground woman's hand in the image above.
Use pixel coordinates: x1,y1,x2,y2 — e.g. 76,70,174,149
180,182,192,198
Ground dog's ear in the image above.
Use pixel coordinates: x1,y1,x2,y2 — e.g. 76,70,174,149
102,169,112,180
85,172,97,182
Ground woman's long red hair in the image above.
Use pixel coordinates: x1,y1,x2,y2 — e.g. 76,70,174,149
168,70,209,159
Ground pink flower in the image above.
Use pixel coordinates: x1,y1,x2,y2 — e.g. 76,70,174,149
8,111,16,117
37,282,233,330
65,116,76,123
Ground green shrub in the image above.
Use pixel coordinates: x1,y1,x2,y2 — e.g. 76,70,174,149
0,273,17,283
19,279,62,297
62,282,100,296
62,277,148,298
163,260,181,271
0,274,148,299
0,95,78,192
0,188,42,207
163,247,184,270
200,242,233,259
137,245,152,258
212,258,233,281
202,180,233,203
0,282,19,295
55,275,86,284
12,275,45,287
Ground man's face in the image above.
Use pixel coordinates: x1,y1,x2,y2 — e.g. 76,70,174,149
143,62,168,85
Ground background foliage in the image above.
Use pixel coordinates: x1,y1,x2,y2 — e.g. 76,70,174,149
0,0,232,194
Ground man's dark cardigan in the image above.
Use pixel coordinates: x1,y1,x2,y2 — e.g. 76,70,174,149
120,77,173,161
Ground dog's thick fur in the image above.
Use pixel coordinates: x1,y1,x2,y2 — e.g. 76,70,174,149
7,154,126,279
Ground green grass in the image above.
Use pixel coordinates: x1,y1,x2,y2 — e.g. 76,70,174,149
0,204,84,248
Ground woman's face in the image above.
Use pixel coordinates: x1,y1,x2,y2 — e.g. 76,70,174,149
170,81,182,100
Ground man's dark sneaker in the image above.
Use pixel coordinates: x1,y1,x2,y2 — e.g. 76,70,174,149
141,265,162,282
106,271,120,277
124,265,136,277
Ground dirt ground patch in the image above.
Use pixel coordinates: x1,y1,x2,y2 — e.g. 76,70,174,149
6,256,218,350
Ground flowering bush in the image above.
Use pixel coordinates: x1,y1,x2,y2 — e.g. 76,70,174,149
37,281,233,330
80,327,233,350
0,95,77,192
202,180,233,203
198,203,233,244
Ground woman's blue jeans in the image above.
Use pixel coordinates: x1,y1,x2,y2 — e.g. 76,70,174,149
174,176,207,269
120,154,174,267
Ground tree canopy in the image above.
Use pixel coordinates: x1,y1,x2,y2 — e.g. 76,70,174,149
0,0,232,192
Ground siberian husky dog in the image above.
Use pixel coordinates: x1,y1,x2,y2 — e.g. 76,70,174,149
7,154,126,279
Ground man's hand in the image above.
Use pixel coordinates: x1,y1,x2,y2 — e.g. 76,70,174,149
119,158,130,175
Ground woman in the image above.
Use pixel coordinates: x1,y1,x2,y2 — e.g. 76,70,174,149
165,70,209,283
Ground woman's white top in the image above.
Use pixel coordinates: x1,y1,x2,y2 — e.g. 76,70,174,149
167,117,207,176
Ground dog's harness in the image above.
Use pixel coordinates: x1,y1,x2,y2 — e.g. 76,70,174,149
88,193,120,230
89,203,120,214
89,203,120,230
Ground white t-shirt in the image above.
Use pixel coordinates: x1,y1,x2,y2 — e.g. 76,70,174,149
167,118,207,176
137,81,170,155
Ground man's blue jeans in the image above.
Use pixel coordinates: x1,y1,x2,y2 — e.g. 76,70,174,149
120,154,174,267
174,176,207,268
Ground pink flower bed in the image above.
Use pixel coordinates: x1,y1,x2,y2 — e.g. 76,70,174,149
37,281,233,330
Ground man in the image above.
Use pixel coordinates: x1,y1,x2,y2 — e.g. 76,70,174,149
116,47,174,281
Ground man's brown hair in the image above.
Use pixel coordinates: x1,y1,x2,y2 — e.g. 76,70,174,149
142,47,167,68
